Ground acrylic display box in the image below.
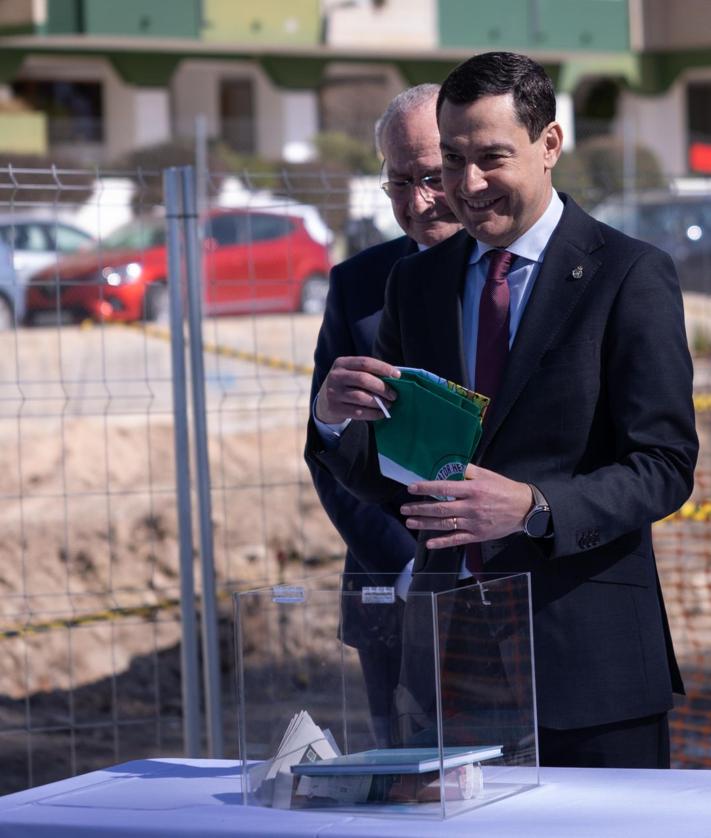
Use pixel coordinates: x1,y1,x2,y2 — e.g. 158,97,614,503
233,571,539,820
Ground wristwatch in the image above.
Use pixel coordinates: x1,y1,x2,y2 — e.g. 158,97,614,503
523,484,552,539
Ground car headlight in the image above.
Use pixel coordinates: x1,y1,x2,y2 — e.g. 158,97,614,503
101,262,143,286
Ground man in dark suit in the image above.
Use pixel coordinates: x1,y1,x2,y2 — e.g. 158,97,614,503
307,52,698,767
305,85,462,745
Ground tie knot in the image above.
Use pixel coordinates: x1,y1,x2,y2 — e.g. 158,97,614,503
487,249,515,282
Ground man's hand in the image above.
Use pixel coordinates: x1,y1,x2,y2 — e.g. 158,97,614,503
315,356,401,423
400,464,533,549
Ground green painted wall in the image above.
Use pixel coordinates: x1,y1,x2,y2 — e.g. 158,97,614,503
439,0,629,53
202,0,320,45
47,0,201,38
86,0,200,37
46,0,82,34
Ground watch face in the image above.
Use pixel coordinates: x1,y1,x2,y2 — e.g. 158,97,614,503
526,509,550,539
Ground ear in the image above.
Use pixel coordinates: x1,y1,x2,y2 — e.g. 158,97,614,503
541,121,564,170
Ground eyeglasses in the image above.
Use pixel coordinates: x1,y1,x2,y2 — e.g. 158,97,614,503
380,173,445,199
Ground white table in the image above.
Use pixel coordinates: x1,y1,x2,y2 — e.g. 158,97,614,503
0,759,710,838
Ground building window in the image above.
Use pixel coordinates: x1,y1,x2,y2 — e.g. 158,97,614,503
687,82,711,174
220,79,255,155
573,77,621,144
12,80,103,143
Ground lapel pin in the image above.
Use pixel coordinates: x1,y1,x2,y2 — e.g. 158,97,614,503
571,265,584,280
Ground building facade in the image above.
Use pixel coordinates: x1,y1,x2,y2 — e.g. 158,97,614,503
0,0,709,176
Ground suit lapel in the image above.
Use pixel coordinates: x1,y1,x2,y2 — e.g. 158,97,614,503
476,199,604,459
403,237,419,257
420,230,473,384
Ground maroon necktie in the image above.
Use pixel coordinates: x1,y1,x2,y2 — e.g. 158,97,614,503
475,249,514,408
466,249,514,573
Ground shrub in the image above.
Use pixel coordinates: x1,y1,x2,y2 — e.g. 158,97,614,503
110,139,239,214
554,134,667,210
311,131,380,175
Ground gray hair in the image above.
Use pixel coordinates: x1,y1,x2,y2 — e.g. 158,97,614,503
374,83,441,157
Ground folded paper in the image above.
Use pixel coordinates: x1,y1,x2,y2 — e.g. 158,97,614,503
374,367,489,485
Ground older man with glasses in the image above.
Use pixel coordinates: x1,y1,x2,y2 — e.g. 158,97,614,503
304,84,461,747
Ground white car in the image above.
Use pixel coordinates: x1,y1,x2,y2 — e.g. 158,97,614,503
0,241,24,328
0,214,96,282
0,214,95,326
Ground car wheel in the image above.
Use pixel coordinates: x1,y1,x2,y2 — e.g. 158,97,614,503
300,274,329,315
144,283,170,323
0,295,14,330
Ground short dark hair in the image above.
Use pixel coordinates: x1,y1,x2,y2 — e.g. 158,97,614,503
437,51,556,142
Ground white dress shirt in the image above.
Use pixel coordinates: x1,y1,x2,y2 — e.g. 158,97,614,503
462,191,564,389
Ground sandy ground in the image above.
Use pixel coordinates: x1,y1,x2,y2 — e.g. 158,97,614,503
0,314,343,692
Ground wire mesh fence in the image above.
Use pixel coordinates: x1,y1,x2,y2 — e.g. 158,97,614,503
0,164,709,794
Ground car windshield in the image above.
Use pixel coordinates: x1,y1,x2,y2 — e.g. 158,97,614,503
102,218,166,250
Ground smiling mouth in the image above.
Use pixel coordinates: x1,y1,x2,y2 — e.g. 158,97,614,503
414,210,457,224
464,196,501,211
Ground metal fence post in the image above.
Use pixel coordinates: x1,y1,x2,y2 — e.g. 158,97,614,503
163,166,202,758
181,165,224,757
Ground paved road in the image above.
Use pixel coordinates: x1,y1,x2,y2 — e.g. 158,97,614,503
0,314,322,432
0,296,708,432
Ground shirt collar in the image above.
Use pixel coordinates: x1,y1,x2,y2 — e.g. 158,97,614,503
468,190,564,266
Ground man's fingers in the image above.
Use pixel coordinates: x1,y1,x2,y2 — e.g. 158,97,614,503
407,464,487,494
327,369,399,402
330,389,394,421
424,533,478,549
333,356,401,379
404,514,467,531
406,479,475,498
316,395,390,423
332,384,393,409
315,356,401,422
401,498,465,517
400,503,483,547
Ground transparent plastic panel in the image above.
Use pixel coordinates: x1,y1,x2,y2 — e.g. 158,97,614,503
234,571,538,819
434,573,539,817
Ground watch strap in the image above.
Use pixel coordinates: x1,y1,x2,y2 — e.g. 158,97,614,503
524,483,552,538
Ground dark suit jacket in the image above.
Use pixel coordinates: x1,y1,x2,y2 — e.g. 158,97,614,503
305,235,418,648
308,194,698,729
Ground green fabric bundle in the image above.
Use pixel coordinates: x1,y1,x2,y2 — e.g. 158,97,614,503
373,367,488,485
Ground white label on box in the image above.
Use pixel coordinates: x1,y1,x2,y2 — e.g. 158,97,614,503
362,586,395,604
272,585,306,603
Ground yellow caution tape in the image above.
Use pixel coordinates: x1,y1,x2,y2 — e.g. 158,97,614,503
658,500,711,525
125,321,315,376
0,588,241,641
694,393,711,413
0,596,181,640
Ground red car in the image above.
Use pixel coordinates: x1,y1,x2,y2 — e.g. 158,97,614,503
26,207,332,323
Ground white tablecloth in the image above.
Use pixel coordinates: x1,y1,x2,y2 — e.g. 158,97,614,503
1,759,710,838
